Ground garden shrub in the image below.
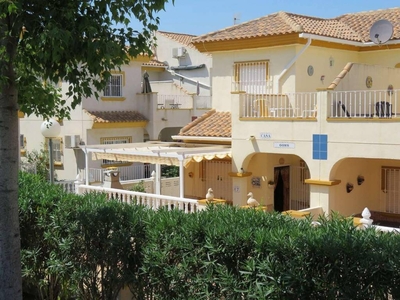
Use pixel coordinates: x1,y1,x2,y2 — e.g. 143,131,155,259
18,172,400,299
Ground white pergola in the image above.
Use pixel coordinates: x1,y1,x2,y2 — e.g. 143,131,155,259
80,141,232,198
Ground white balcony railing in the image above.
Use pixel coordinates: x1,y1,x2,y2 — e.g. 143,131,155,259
77,185,199,213
328,89,399,118
80,164,155,183
157,94,193,109
241,92,318,118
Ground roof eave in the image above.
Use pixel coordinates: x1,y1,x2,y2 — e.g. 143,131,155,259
300,33,400,47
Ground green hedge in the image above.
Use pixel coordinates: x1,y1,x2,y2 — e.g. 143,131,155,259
19,172,400,300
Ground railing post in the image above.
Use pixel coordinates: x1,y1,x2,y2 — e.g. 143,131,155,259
150,170,156,194
360,207,373,229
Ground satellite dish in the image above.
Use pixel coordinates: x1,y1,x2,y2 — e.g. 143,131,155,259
369,19,393,44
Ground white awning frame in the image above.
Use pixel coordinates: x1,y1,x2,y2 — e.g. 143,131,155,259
80,142,232,195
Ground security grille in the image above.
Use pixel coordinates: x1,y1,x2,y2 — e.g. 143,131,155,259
290,165,310,210
104,74,123,97
381,167,400,213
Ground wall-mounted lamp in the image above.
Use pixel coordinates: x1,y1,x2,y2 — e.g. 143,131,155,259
357,175,365,186
161,117,168,121
320,75,325,82
346,182,354,193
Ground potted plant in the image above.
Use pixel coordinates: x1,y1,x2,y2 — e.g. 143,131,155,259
267,180,275,188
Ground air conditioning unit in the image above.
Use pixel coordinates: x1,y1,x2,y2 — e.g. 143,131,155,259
64,135,81,148
172,47,187,58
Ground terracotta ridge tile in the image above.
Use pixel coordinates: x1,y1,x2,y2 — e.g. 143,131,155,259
278,11,304,32
328,62,353,90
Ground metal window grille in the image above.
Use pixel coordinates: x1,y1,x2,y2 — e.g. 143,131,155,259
381,167,400,213
101,136,132,165
290,165,310,210
104,74,123,97
233,61,269,94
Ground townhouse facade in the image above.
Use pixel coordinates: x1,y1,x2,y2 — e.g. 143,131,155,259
172,7,400,218
19,31,213,182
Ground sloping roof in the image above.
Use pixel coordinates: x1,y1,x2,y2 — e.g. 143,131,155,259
84,110,148,123
193,8,400,44
178,110,231,138
158,31,197,47
142,58,167,68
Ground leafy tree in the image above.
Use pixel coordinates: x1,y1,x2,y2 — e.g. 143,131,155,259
0,0,173,298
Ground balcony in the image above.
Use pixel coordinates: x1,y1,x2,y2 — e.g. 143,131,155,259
156,94,212,110
238,89,400,120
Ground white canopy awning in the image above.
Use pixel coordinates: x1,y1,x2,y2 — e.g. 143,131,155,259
83,141,231,167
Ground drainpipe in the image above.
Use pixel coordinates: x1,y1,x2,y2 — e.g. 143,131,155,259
275,37,312,93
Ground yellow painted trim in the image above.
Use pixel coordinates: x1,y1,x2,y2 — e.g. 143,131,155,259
228,172,252,177
92,121,148,129
305,179,341,186
101,162,133,168
20,149,26,157
141,66,166,72
241,205,272,211
129,54,151,62
327,117,400,122
54,162,63,167
18,111,25,118
110,71,126,86
231,91,247,94
239,117,316,122
198,199,227,205
193,34,300,52
193,34,400,53
283,210,311,218
101,97,126,101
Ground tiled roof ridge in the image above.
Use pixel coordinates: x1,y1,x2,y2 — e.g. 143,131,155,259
193,13,281,42
157,31,198,48
336,6,400,18
158,30,197,38
179,109,216,134
278,11,304,32
328,62,354,90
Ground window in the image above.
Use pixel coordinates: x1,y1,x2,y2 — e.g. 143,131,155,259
381,166,400,213
104,74,123,97
45,137,63,166
101,136,132,166
233,60,270,94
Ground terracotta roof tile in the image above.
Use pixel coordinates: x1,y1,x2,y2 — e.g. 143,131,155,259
142,58,167,68
337,8,400,42
158,31,197,48
84,110,148,123
179,110,231,138
193,8,400,43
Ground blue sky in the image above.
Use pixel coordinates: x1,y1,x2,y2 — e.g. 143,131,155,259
130,0,400,36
